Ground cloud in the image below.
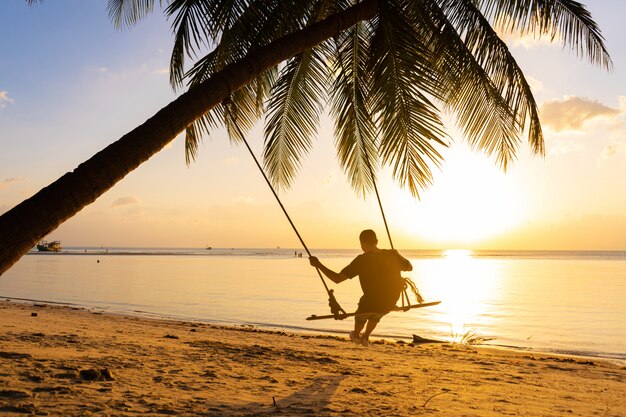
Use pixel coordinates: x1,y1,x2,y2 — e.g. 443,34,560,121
547,141,585,158
111,196,140,208
0,177,24,190
501,31,560,50
601,140,626,160
0,90,14,109
540,96,620,132
153,67,169,76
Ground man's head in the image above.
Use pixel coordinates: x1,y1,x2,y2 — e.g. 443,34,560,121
359,229,378,252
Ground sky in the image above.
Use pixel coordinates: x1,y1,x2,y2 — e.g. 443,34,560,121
1,1,626,250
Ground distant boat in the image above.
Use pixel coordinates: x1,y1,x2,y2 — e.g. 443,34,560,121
37,240,62,252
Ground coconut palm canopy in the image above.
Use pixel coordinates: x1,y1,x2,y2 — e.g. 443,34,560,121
111,0,610,197
0,0,611,275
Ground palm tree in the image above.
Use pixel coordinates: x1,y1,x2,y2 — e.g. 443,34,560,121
0,0,611,275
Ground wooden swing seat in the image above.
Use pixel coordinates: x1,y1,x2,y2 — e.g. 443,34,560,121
306,300,441,321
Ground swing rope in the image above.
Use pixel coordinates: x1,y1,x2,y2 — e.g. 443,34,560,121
363,151,394,250
224,103,346,317
363,151,424,305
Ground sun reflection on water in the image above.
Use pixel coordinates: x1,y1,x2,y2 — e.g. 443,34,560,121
417,249,501,343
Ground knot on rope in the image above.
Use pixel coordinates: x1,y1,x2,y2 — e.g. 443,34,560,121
402,277,424,307
327,289,347,319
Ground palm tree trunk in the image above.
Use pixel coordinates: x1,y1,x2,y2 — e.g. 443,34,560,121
0,0,379,276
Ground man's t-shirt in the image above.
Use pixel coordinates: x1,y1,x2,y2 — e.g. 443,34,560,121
340,250,409,312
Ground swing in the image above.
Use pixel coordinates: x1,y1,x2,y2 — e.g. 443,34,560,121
226,102,440,321
305,301,442,321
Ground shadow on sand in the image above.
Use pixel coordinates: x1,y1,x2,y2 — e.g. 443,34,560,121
205,374,346,416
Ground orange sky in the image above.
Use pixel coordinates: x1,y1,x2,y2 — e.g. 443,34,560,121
1,2,626,250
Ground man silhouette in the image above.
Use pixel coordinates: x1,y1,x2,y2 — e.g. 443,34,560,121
309,229,412,346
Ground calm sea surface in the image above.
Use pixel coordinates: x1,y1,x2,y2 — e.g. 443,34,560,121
1,248,625,364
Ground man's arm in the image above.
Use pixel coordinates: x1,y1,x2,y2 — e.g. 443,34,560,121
393,250,413,271
309,256,349,284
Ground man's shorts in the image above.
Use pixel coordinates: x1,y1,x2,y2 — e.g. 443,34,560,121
354,293,399,323
354,312,386,324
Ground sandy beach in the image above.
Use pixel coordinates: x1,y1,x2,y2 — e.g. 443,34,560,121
0,300,624,416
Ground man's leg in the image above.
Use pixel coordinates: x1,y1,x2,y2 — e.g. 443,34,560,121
352,296,368,340
350,315,367,343
362,311,388,345
353,317,366,335
361,317,379,341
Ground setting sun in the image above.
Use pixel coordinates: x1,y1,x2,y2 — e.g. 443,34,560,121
386,144,527,246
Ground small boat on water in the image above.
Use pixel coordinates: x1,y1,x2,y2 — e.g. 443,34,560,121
37,240,62,252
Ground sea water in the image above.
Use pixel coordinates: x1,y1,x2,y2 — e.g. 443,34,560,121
1,248,625,364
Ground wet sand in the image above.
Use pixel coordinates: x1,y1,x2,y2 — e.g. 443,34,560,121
0,300,624,416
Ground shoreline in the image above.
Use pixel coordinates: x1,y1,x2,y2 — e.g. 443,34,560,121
3,296,625,367
1,300,624,416
24,247,626,257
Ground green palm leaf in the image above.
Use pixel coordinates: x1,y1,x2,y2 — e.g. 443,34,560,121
183,66,277,163
479,0,612,69
263,44,330,189
330,20,378,196
173,0,290,158
183,0,311,86
165,0,213,90
422,0,541,166
369,0,447,197
108,0,611,194
107,0,158,29
224,68,277,142
184,110,221,164
179,0,313,155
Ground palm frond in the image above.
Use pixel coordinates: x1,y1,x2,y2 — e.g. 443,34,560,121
184,107,223,164
173,0,288,155
184,69,275,162
315,0,352,21
263,44,330,189
183,0,313,88
369,0,447,197
330,20,378,196
422,0,542,165
166,0,214,89
184,117,202,164
178,0,314,162
107,0,158,30
223,68,277,143
207,0,251,36
109,0,610,195
478,0,612,70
